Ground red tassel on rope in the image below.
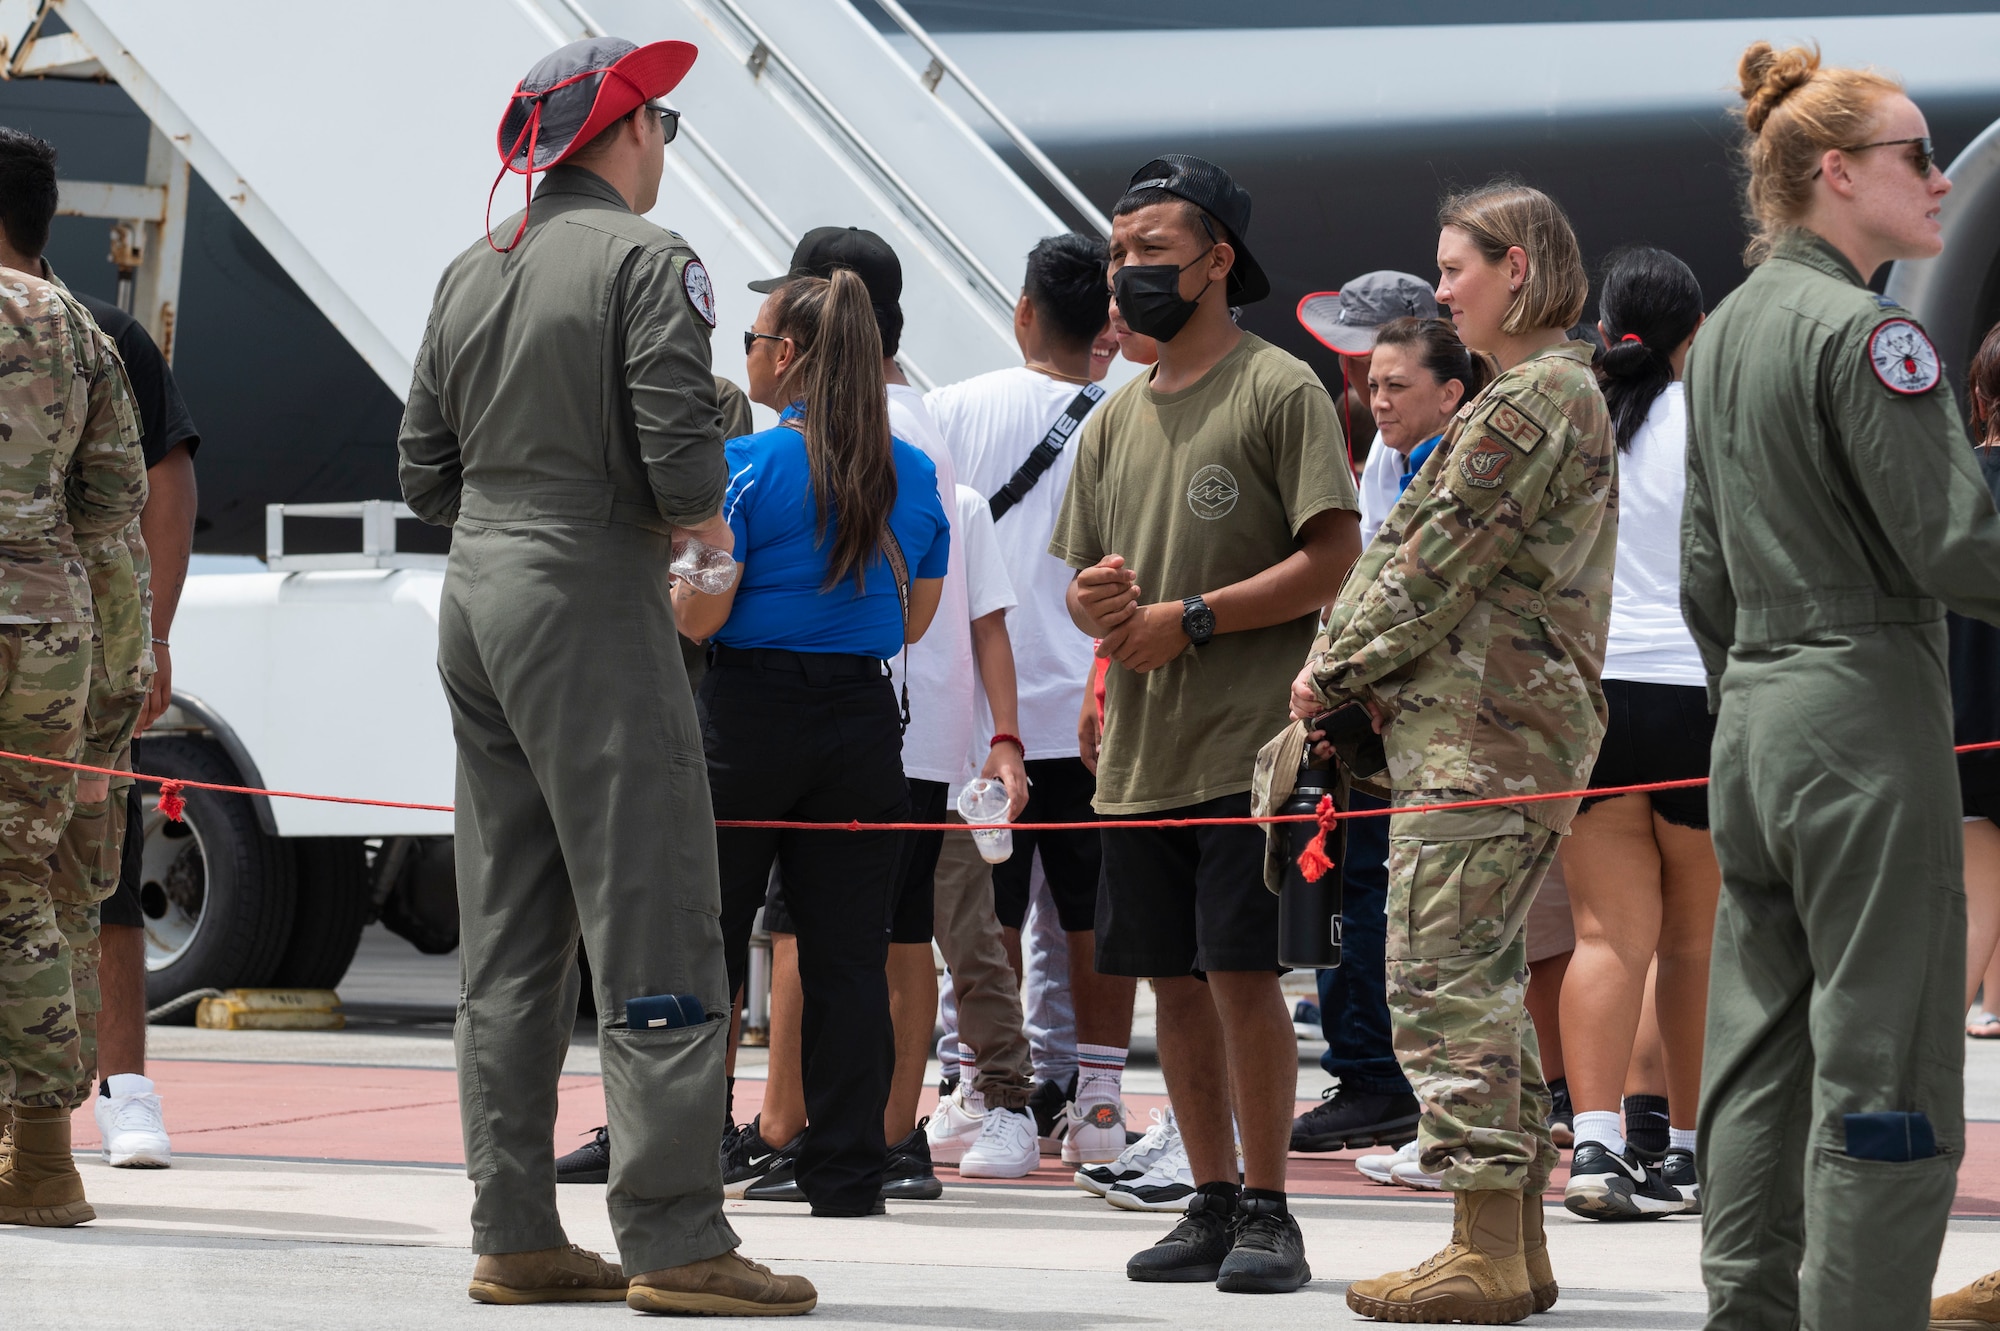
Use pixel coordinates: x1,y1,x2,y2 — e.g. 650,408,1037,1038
1296,794,1338,882
157,780,186,823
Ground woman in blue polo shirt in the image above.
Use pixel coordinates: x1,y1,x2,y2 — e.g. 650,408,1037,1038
674,267,948,1217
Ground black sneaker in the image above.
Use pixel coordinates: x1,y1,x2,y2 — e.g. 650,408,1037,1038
883,1124,944,1200
1661,1147,1699,1214
742,1144,807,1203
1125,1189,1237,1282
721,1116,797,1199
1029,1071,1078,1151
1549,1078,1575,1149
1216,1195,1311,1294
555,1124,609,1184
1289,1085,1420,1153
1564,1141,1684,1220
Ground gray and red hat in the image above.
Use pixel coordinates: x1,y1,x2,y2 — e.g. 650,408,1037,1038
487,36,697,252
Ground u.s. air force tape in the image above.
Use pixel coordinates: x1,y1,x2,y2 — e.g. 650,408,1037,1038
1868,318,1940,395
682,258,717,328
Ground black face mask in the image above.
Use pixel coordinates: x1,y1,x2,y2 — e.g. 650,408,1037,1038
1113,245,1214,342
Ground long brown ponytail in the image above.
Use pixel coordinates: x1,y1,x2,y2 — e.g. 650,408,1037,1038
769,268,896,591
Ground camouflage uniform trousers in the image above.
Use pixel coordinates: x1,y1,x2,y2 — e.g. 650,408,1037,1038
48,752,136,1089
0,621,91,1110
1384,797,1563,1194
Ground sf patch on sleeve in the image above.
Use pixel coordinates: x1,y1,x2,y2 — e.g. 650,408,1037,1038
681,258,717,328
1867,318,1940,395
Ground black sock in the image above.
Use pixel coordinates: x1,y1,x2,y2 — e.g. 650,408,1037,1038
726,1075,735,1122
1196,1180,1242,1207
1241,1186,1288,1215
1624,1094,1670,1155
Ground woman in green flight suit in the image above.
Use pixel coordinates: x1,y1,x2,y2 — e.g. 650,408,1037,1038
1683,42,2000,1331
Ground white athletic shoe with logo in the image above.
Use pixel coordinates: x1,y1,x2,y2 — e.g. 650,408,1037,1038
1060,1097,1126,1165
1389,1147,1445,1191
1356,1138,1419,1185
925,1084,985,1166
958,1105,1039,1179
93,1073,172,1168
1075,1107,1179,1196
1104,1136,1195,1212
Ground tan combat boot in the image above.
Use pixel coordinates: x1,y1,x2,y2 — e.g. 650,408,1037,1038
1522,1189,1558,1313
1346,1188,1535,1324
466,1243,628,1303
628,1249,818,1316
1932,1269,2000,1328
0,1105,94,1227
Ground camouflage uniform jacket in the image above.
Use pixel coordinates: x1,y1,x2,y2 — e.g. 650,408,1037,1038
0,265,151,766
1305,341,1616,832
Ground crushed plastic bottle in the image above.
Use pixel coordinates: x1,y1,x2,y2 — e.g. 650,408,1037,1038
955,778,1013,865
670,536,739,595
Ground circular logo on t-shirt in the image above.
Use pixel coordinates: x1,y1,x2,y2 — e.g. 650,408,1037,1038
1187,464,1239,520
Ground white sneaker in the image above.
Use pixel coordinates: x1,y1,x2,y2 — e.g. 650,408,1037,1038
1075,1107,1178,1196
958,1105,1038,1179
1104,1137,1195,1212
1356,1138,1419,1185
925,1084,985,1166
1060,1097,1126,1165
94,1073,172,1168
1389,1148,1444,1191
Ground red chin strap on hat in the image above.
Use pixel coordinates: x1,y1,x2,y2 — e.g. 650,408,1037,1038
486,64,640,254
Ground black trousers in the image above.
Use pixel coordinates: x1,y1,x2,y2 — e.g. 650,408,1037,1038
704,647,909,1216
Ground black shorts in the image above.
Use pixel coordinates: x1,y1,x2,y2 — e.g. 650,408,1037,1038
765,778,943,945
100,775,146,930
1095,791,1279,977
991,757,1101,933
1579,678,1715,830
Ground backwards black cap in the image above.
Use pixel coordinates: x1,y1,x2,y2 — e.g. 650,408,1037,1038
1118,154,1269,305
748,226,903,310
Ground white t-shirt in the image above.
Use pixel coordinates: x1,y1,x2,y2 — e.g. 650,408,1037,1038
948,483,1018,802
1356,431,1401,548
926,367,1101,760
1603,382,1705,687
887,384,972,784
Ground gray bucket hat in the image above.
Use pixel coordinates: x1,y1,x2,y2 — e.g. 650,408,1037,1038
1297,271,1441,355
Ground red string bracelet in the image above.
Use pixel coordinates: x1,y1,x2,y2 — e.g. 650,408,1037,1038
990,733,1024,754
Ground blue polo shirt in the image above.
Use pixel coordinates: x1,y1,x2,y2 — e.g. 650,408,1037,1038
716,406,950,659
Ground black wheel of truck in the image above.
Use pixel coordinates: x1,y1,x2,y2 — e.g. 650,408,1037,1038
139,737,298,1022
271,838,371,990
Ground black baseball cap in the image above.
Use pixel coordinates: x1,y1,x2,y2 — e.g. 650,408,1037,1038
1116,155,1270,305
748,226,902,307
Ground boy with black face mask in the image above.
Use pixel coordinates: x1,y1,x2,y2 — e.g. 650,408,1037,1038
1051,156,1361,1293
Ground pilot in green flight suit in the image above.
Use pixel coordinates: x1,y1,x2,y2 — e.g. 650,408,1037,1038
1682,43,2000,1331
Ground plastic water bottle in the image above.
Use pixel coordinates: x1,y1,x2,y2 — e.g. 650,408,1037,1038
671,536,738,595
956,778,1013,865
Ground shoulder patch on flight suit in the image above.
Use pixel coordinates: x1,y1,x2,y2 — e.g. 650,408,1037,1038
681,258,717,328
1867,317,1940,396
1484,400,1546,453
1459,437,1512,489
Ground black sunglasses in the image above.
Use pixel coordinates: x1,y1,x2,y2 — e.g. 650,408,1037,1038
647,102,680,145
1837,135,1935,176
744,330,785,356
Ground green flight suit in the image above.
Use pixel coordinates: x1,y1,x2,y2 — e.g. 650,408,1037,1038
398,166,737,1277
1683,230,2000,1331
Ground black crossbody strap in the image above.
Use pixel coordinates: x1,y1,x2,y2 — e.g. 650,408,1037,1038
880,529,912,734
988,382,1105,521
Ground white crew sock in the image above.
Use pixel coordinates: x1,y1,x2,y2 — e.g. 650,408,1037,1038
1075,1043,1127,1107
956,1046,986,1112
1669,1126,1698,1153
1574,1109,1624,1155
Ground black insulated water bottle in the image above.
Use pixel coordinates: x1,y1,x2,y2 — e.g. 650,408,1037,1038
1277,757,1342,969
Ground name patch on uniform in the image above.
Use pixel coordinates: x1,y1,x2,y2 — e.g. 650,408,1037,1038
1459,438,1512,489
682,259,717,328
1867,318,1940,395
1486,402,1545,452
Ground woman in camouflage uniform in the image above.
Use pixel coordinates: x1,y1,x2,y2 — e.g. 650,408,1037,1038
1293,182,1616,1324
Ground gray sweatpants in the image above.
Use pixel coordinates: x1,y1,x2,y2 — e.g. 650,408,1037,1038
438,520,738,1277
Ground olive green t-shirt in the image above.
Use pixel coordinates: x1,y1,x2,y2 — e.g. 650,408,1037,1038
1049,332,1358,813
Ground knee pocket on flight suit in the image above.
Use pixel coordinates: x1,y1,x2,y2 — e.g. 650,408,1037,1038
1388,805,1540,961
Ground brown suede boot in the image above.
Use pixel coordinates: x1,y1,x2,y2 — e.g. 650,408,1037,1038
466,1243,627,1304
0,1105,93,1227
1522,1190,1558,1313
1346,1188,1535,1324
628,1250,818,1316
1932,1269,2000,1328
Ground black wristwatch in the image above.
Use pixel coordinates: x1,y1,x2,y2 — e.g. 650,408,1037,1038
1181,595,1216,647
